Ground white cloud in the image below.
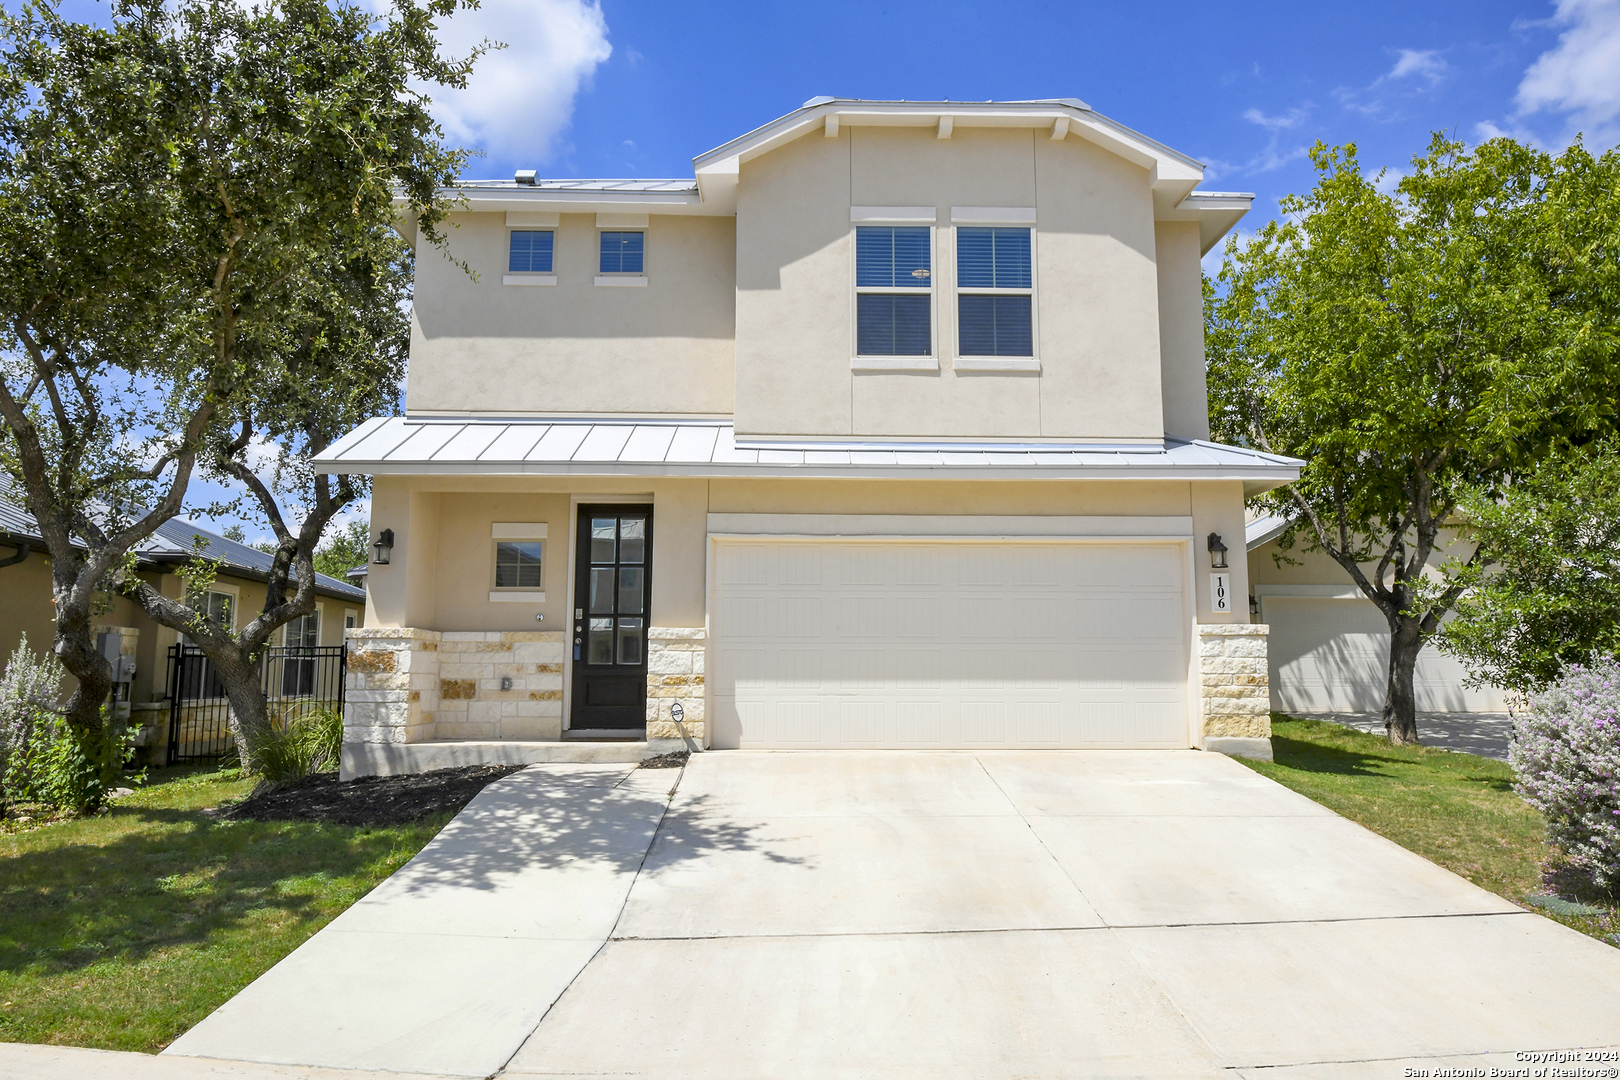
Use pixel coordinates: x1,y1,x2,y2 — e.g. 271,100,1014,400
1388,49,1447,84
1373,165,1408,195
1204,106,1311,179
1242,106,1308,130
413,0,612,168
1514,0,1620,144
1334,47,1449,117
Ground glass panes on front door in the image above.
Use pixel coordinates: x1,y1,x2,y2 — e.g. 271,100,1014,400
585,514,647,667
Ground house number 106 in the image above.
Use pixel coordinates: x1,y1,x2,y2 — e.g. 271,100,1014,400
1210,572,1232,613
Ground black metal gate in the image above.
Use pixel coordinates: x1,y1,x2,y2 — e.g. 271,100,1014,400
165,644,348,764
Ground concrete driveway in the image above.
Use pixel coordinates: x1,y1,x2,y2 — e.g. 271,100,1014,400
165,751,1620,1080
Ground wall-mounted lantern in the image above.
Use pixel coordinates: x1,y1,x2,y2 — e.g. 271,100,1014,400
1249,593,1260,616
1206,532,1229,570
373,528,395,565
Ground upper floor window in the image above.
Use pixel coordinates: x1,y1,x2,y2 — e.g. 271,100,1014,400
508,230,554,273
855,226,932,356
599,231,644,274
957,227,1033,357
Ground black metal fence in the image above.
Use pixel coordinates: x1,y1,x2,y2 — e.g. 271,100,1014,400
165,644,347,764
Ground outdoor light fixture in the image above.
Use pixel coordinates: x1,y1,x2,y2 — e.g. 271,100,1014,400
373,528,394,565
1207,532,1229,570
1250,593,1260,616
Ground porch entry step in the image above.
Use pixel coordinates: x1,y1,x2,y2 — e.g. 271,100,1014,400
340,738,671,779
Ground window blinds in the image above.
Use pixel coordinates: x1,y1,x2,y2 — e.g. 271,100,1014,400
856,226,932,287
508,230,554,273
956,228,1031,288
599,231,644,273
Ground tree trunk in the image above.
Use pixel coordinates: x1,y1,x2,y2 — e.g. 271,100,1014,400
1382,616,1424,745
209,645,276,776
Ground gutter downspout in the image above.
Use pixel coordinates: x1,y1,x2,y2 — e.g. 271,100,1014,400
0,540,30,569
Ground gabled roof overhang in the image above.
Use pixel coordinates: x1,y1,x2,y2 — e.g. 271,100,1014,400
408,98,1252,254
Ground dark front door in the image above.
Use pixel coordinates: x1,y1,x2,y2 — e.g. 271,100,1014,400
571,506,652,731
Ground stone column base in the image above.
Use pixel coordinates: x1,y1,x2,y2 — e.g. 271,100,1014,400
646,627,706,748
1199,623,1272,753
344,627,441,745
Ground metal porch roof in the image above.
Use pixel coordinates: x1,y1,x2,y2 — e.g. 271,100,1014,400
314,418,1300,493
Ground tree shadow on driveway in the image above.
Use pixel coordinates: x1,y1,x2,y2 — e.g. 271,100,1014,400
379,767,806,898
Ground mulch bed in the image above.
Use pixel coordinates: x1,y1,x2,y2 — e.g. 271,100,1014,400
211,764,524,827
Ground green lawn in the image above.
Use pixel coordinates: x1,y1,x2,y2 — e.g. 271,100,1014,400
0,767,445,1052
1242,716,1618,945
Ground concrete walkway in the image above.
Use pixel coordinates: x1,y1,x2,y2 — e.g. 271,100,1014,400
129,751,1620,1078
1292,710,1515,759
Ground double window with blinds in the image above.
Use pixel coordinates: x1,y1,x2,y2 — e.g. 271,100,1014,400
853,222,1034,361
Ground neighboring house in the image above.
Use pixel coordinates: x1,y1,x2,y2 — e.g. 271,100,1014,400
1247,513,1509,713
315,96,1302,775
0,478,368,750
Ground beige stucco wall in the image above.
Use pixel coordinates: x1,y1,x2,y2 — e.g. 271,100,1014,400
0,542,360,709
1155,220,1209,441
731,126,1167,440
407,212,736,416
367,476,711,633
365,474,1251,630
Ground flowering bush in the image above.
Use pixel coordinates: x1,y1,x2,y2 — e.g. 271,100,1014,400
0,633,65,803
1513,660,1620,891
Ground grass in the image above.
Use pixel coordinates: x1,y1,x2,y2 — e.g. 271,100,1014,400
0,765,447,1053
1240,715,1618,946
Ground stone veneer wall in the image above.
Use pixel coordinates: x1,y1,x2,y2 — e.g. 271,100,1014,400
646,627,706,744
345,627,440,745
344,628,566,744
1199,623,1272,741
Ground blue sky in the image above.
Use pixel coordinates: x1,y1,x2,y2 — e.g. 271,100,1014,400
438,0,1619,271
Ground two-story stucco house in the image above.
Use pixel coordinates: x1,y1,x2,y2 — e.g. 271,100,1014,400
315,97,1302,778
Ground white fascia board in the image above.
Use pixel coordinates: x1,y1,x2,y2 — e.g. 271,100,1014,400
445,188,717,217
315,458,1301,485
1155,190,1254,255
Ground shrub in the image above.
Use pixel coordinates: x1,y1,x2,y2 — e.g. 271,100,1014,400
0,634,65,807
1513,660,1620,891
2,634,137,815
250,707,342,788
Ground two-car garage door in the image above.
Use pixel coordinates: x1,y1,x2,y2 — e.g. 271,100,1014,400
709,539,1191,749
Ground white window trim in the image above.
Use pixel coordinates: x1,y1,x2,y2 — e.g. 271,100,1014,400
491,523,547,601
596,222,647,285
850,222,939,373
182,581,240,645
343,607,359,630
505,223,557,282
950,224,1040,372
282,602,323,647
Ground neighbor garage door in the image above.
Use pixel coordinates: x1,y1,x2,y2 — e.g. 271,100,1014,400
709,539,1191,749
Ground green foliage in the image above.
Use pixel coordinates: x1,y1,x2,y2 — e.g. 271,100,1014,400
0,0,477,744
0,632,64,802
1433,446,1620,691
314,520,370,581
2,637,132,813
250,707,343,788
1207,134,1620,738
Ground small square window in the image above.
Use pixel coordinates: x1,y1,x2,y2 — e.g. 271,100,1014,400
493,541,544,589
508,230,554,273
599,231,644,274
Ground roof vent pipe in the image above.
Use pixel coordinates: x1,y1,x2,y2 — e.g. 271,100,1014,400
514,170,537,185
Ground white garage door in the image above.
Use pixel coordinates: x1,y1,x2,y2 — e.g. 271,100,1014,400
709,540,1191,749
1264,597,1510,713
